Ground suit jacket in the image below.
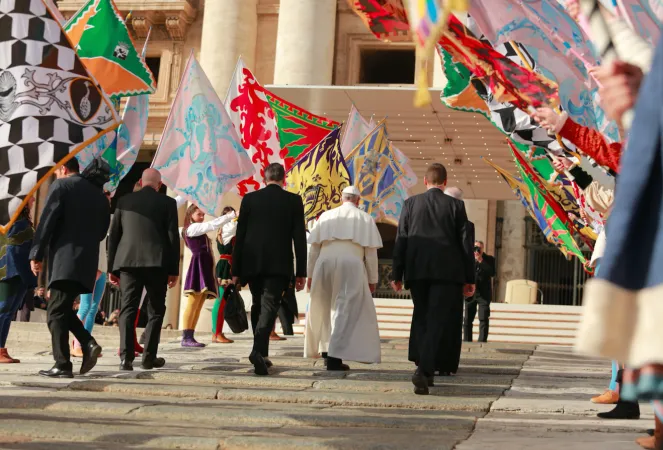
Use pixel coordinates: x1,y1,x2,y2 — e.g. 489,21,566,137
107,187,180,276
232,184,307,282
475,254,495,302
29,175,110,293
392,188,474,285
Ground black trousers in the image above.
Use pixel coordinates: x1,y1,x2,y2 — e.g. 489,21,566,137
119,268,168,363
408,280,464,377
249,276,289,357
464,295,490,342
48,280,92,371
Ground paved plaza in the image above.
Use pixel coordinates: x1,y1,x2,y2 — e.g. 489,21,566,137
0,324,655,449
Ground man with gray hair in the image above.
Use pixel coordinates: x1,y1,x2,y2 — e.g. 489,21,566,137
305,185,383,370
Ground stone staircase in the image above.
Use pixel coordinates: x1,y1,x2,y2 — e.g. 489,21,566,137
280,299,582,346
10,299,582,347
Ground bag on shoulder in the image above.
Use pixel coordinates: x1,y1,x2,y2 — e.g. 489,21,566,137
223,284,249,334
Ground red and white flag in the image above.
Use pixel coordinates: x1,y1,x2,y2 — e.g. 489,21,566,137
224,59,283,196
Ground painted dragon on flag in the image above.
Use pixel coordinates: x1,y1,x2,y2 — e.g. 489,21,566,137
225,59,283,196
65,0,156,98
286,127,351,224
153,53,253,216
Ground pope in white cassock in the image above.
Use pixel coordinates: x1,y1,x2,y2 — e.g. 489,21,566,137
305,186,383,370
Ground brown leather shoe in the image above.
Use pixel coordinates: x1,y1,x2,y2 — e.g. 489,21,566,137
212,334,234,344
270,331,286,341
70,345,84,358
591,390,619,404
0,348,19,363
636,436,656,450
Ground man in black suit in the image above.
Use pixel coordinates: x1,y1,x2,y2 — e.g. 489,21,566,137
464,241,496,343
107,168,180,371
30,158,109,378
232,163,307,376
433,186,475,376
391,163,475,395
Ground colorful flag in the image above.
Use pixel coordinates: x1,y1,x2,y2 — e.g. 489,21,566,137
466,1,619,141
152,52,253,216
349,0,560,111
405,0,469,106
347,0,411,41
485,158,559,248
77,34,152,191
285,127,351,224
340,105,375,158
0,0,120,233
224,59,283,196
265,90,340,169
345,121,408,222
611,0,662,45
440,15,560,112
65,0,156,97
438,46,491,118
341,106,417,195
510,141,597,245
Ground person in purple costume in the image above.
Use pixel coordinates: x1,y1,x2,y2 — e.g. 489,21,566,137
180,204,236,347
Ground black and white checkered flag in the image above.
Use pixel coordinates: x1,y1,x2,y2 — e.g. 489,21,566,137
0,0,120,233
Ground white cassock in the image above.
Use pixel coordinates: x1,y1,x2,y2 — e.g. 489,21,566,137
305,202,383,363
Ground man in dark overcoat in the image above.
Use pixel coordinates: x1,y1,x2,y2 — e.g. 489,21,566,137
29,157,110,378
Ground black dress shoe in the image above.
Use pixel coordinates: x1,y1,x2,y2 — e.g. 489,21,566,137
264,358,273,368
141,357,166,370
39,367,74,378
80,340,102,375
412,370,430,395
427,376,435,387
119,360,133,371
327,356,350,371
249,351,269,376
597,401,641,420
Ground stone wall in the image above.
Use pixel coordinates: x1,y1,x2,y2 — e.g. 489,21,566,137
495,200,527,303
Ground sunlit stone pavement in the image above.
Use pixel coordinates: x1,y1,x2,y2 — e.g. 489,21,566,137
0,323,655,449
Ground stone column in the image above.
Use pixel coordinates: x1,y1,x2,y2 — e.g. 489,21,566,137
165,188,185,330
199,0,258,97
273,0,337,85
496,200,527,302
465,199,489,245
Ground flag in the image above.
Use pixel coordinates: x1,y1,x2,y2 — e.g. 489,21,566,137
617,0,662,45
345,121,408,221
347,0,411,41
152,52,253,216
484,158,558,248
285,127,351,224
340,105,375,157
264,90,340,169
438,47,491,118
349,0,560,111
466,1,619,141
440,15,560,112
224,58,283,196
77,33,152,191
405,0,469,106
510,141,597,245
0,0,120,233
65,0,156,97
341,106,417,195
